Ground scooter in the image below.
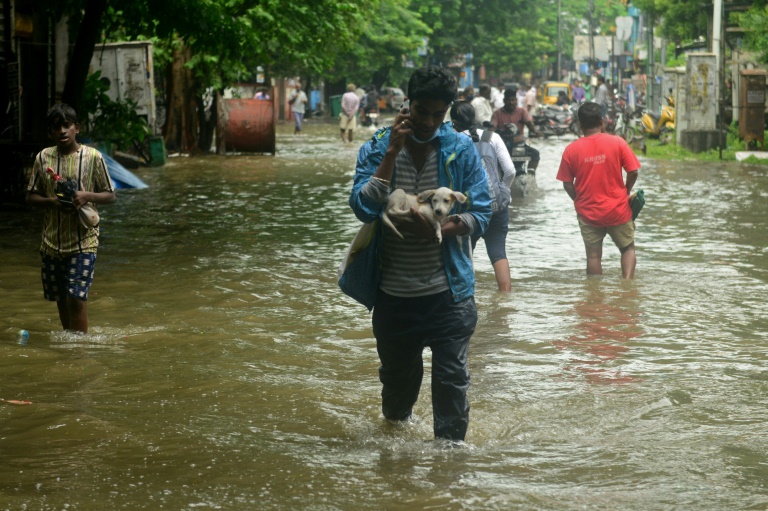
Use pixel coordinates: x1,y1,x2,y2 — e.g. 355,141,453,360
497,123,537,198
639,95,675,142
360,108,379,127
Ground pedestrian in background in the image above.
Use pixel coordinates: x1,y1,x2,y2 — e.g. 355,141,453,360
288,83,308,135
593,76,609,119
490,85,504,111
340,83,360,143
572,79,586,102
451,101,514,292
524,83,537,114
516,87,526,109
471,84,494,127
556,102,640,279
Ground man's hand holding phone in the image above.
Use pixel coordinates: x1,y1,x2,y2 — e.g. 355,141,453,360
388,100,412,154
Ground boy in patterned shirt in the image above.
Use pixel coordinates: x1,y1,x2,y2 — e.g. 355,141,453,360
26,103,116,333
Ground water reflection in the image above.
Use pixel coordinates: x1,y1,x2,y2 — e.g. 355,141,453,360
553,281,643,384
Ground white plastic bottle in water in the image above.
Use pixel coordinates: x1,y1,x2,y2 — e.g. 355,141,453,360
17,329,29,345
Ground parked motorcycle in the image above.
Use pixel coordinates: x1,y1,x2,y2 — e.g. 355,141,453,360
611,98,637,143
569,101,584,136
639,95,675,143
541,105,570,136
531,106,567,138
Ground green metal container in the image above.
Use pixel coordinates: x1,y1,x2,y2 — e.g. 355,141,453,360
148,136,166,167
329,95,342,118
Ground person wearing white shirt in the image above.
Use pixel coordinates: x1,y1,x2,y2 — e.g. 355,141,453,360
490,86,504,111
451,101,515,292
470,84,494,127
516,87,526,108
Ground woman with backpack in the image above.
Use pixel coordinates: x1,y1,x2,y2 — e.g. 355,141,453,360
450,102,515,292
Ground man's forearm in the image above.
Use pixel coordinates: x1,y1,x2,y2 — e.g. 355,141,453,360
563,182,576,201
625,170,638,194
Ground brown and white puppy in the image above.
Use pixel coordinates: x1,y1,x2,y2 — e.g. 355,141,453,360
381,187,467,244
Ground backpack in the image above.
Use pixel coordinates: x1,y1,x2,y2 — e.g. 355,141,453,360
474,130,510,212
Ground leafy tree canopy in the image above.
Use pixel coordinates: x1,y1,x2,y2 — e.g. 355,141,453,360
737,1,768,63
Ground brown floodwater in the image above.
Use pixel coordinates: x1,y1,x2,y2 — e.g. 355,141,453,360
1,120,767,510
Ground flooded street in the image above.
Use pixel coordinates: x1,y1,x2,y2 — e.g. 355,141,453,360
1,120,767,510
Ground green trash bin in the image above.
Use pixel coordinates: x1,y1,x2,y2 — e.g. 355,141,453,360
329,95,342,118
148,136,166,167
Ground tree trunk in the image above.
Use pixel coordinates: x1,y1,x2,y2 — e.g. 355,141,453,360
163,44,198,153
61,0,108,113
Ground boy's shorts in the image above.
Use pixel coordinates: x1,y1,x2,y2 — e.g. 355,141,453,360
578,216,635,250
41,252,97,302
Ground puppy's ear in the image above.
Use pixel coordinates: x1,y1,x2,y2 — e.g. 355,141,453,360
417,189,436,203
451,191,468,204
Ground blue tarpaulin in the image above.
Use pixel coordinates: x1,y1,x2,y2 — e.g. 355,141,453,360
102,152,149,189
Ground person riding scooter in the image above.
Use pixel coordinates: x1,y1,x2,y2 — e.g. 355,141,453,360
491,88,540,175
360,86,380,127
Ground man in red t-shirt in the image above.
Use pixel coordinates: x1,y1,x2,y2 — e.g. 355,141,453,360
556,102,640,279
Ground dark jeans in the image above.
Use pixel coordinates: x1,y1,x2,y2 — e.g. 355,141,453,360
372,290,477,440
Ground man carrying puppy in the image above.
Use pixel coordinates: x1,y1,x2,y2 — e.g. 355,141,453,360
348,66,492,443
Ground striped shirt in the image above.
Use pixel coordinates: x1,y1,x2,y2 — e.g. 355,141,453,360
380,148,450,297
27,145,114,257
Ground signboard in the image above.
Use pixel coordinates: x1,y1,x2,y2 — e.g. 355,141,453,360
615,16,633,41
747,89,765,105
573,35,616,62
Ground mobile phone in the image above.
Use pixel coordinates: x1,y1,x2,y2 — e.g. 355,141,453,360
400,100,410,113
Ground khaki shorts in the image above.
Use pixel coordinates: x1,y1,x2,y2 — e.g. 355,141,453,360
578,216,635,250
339,113,357,131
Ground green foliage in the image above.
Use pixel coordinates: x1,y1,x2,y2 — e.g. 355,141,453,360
631,0,709,44
635,123,768,164
737,3,768,63
664,43,686,67
327,0,431,88
99,0,378,91
79,71,150,150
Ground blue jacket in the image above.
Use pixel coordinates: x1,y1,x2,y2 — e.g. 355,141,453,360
349,122,492,303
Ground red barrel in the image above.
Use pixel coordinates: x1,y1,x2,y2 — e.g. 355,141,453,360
218,98,276,154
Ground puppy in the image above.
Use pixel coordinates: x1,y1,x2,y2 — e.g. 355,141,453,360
381,187,467,244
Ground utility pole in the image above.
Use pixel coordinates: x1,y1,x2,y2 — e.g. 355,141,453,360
588,0,596,72
714,0,723,159
557,0,562,80
647,9,655,112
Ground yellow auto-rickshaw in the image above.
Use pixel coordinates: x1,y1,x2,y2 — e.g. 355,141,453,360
538,81,571,105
